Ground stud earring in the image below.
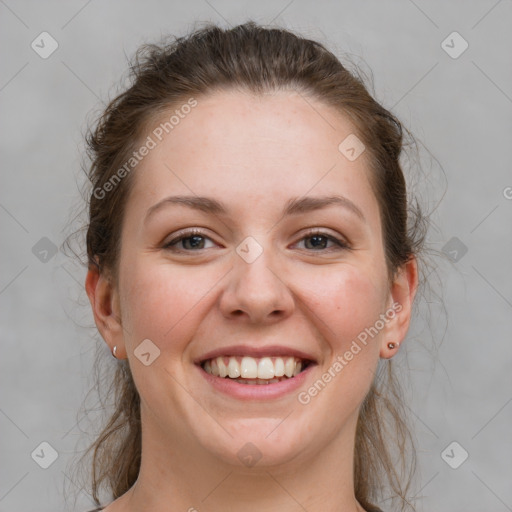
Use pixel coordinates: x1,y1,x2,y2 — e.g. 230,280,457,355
387,342,399,350
112,345,118,358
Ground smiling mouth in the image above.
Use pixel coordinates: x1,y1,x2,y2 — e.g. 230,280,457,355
200,355,313,384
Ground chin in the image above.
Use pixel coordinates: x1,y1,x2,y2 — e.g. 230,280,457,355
194,417,315,469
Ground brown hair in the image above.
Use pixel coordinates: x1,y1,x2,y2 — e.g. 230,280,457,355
69,20,430,511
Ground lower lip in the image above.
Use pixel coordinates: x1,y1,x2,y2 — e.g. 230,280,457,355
196,363,316,400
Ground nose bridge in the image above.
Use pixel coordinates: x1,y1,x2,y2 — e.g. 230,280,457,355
221,234,293,322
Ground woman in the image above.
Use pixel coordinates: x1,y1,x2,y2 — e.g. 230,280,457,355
76,21,427,512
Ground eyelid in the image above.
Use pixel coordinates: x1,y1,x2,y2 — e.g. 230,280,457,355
298,227,349,242
166,227,211,240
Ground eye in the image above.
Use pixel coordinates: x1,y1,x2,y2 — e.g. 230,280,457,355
294,230,350,252
163,229,217,252
162,228,350,254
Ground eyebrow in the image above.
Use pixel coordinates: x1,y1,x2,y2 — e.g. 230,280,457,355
144,194,366,225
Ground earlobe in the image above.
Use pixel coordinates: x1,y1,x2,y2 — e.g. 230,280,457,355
85,264,126,357
380,257,419,359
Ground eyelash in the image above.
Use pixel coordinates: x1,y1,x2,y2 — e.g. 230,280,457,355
162,228,350,253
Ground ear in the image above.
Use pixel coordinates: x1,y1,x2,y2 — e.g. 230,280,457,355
380,256,419,359
85,263,126,358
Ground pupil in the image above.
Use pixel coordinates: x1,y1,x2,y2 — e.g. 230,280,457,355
186,235,204,249
307,235,326,249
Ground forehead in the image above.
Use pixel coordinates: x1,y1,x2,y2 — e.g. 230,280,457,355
128,89,379,226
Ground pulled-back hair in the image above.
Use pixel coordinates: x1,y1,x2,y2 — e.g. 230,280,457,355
69,21,430,512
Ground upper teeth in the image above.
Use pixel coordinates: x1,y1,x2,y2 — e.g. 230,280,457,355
203,356,304,379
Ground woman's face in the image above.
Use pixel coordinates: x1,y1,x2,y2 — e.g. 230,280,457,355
96,89,415,469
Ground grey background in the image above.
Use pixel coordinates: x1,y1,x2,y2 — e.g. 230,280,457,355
1,1,511,511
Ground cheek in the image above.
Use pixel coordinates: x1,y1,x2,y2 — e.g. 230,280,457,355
304,265,387,351
294,268,386,425
120,258,388,355
119,260,216,354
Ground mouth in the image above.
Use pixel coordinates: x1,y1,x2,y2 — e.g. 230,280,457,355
199,355,314,385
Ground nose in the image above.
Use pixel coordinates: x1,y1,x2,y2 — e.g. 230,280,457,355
219,243,295,325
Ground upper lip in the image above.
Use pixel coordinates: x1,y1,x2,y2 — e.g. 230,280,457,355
194,345,318,365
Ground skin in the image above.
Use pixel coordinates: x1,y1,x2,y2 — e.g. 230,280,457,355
86,89,418,512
